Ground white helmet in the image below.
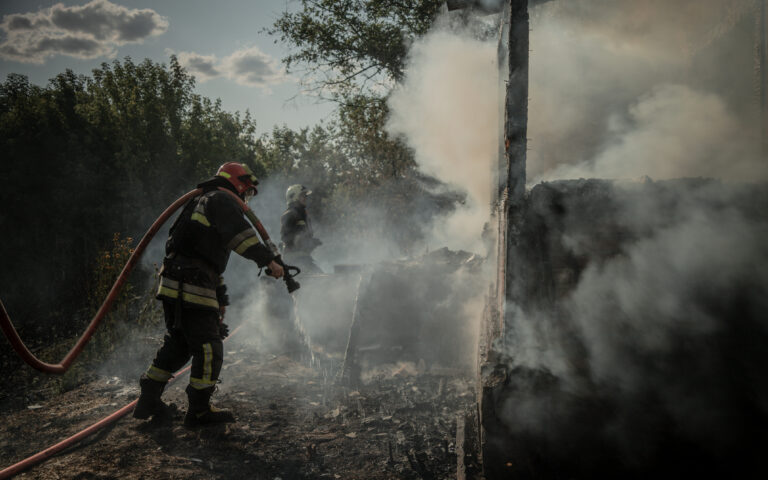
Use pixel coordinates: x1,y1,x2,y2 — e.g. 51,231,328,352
286,184,311,204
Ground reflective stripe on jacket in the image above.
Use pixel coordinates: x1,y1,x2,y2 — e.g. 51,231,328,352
157,181,276,310
156,276,219,310
165,186,275,275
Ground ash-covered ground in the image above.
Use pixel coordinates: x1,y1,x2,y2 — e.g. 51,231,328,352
1,250,485,479
1,344,476,479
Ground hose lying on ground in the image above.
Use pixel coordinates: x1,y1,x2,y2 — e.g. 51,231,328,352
0,324,244,479
0,186,284,476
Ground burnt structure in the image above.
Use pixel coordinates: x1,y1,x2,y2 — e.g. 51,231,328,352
478,1,768,479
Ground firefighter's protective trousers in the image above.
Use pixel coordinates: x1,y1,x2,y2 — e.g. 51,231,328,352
145,301,223,390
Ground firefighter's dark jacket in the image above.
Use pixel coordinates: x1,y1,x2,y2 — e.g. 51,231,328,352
156,177,275,311
281,202,319,254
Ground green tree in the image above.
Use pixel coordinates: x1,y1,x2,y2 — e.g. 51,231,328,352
0,57,265,329
270,0,443,98
268,0,449,190
336,95,415,183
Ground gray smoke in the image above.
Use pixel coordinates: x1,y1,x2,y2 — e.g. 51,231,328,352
387,14,500,253
528,0,765,182
218,172,488,381
501,179,768,474
211,11,505,374
489,1,768,475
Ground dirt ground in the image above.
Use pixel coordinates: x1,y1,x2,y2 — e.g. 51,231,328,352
0,336,476,479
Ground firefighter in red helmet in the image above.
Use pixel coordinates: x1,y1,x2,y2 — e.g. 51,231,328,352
134,162,283,426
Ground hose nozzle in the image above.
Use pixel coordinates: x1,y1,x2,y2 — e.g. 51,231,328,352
266,257,301,293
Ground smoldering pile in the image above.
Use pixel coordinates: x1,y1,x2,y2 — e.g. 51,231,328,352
496,177,768,478
228,247,489,477
291,247,487,382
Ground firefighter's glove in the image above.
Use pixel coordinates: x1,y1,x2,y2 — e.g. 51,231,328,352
216,284,229,307
266,260,284,279
219,322,230,339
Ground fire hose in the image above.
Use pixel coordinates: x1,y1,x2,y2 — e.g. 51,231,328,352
0,186,298,374
0,186,300,477
0,323,245,479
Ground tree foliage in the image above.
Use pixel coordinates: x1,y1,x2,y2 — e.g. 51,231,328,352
267,0,448,225
268,1,445,237
270,0,443,98
0,57,262,325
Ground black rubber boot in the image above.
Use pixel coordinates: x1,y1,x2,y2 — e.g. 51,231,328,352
133,374,173,419
184,385,235,427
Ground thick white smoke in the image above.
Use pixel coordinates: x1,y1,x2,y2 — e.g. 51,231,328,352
387,23,500,252
528,0,766,182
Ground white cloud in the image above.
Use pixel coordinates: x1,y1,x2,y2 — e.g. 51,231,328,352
176,51,220,81
0,0,168,63
176,46,290,91
222,47,288,89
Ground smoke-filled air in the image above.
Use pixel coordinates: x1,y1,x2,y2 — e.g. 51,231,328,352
493,0,768,477
3,1,767,478
388,22,500,253
529,0,766,182
223,15,501,379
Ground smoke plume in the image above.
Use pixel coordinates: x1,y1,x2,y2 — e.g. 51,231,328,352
387,19,500,252
215,14,503,379
528,0,766,182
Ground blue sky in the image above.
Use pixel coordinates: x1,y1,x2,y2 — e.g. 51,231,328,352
0,0,335,135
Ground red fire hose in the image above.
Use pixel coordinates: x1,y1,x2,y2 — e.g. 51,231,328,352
0,186,277,477
0,186,269,374
215,188,280,253
0,188,203,374
0,399,141,479
0,324,244,479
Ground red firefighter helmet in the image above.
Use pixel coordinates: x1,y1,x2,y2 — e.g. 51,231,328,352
216,162,259,196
